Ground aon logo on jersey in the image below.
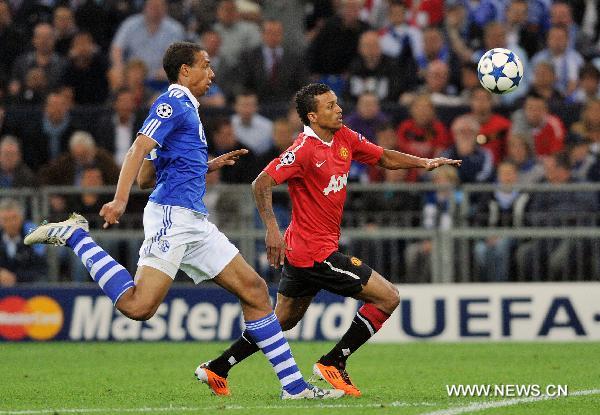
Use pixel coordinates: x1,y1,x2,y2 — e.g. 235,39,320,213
323,173,348,195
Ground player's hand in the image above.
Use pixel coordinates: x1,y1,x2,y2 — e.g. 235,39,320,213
265,227,286,268
424,157,462,171
100,199,127,229
207,149,249,172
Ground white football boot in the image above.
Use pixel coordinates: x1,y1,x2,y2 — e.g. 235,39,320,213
280,384,345,400
24,213,89,246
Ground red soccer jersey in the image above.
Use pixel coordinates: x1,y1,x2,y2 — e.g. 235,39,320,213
478,114,511,165
396,118,451,182
264,125,384,267
533,115,565,156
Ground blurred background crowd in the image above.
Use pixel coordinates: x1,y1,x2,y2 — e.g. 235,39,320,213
1,0,600,285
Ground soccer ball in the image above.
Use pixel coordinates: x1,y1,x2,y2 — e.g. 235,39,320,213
477,48,523,94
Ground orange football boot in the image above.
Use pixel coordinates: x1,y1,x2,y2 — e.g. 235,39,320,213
313,362,361,397
195,362,230,396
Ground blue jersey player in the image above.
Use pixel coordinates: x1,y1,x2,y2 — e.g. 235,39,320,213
25,42,343,400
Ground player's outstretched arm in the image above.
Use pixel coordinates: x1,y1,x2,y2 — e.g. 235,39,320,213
207,149,249,172
252,171,286,268
137,159,156,189
100,134,156,228
378,149,462,170
422,157,462,171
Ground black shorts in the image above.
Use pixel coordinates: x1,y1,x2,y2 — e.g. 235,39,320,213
278,251,373,298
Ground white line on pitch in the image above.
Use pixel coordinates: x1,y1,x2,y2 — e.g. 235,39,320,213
0,401,438,414
419,388,600,415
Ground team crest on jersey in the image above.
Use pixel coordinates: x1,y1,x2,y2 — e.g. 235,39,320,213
158,239,170,253
350,256,362,267
276,151,295,170
156,103,173,118
339,147,349,160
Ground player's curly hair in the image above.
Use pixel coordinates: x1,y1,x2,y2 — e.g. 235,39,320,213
294,83,332,126
163,42,203,83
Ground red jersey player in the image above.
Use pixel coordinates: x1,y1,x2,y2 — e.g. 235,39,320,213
200,83,461,397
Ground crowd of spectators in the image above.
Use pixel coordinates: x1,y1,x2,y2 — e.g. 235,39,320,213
2,0,600,283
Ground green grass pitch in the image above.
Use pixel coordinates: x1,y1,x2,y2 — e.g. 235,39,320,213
2,342,600,414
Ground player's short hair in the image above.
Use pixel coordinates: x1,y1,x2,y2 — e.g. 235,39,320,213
163,41,204,83
294,83,332,126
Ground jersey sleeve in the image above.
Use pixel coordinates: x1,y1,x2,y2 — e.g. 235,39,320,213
347,127,384,166
137,97,184,147
263,136,310,184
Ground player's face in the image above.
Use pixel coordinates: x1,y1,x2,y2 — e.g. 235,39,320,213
185,50,214,98
311,91,343,131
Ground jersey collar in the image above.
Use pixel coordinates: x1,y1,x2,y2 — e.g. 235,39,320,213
303,125,333,147
168,84,200,109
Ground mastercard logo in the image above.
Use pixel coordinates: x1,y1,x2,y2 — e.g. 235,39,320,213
0,296,63,340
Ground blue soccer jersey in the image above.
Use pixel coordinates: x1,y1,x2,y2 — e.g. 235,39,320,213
138,84,209,214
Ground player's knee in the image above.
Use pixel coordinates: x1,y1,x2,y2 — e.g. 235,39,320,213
128,310,152,321
381,285,400,314
128,305,157,321
118,298,158,321
243,274,270,306
389,285,401,310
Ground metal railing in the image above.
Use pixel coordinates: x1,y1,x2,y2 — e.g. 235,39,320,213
9,183,600,283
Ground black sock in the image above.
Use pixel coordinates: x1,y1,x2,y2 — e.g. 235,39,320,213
207,330,260,377
320,310,379,368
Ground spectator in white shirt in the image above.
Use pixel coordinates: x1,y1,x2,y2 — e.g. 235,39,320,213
379,0,423,63
531,25,585,96
231,93,274,156
213,0,262,70
110,0,185,83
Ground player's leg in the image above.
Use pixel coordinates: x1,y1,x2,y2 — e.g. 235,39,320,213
212,253,272,318
203,254,341,398
184,221,341,399
323,270,399,363
204,293,313,380
115,266,172,320
202,258,318,380
24,213,174,320
311,253,399,396
24,214,138,304
316,271,398,391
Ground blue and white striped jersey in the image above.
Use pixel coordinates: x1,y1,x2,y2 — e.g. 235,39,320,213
138,84,209,214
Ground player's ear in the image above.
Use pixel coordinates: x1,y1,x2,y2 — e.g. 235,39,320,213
180,64,189,78
307,112,317,123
